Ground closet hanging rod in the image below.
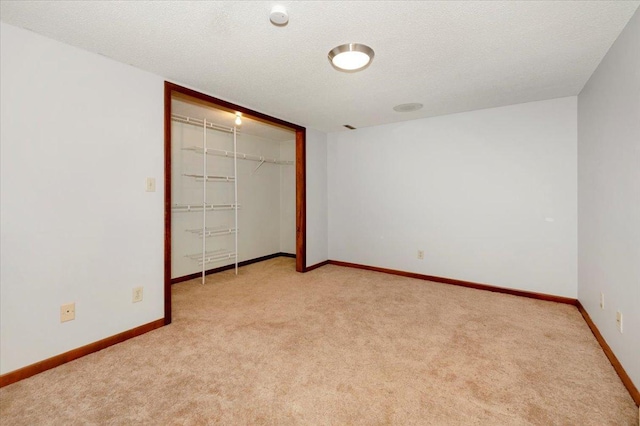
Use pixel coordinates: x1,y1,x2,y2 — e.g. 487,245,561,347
172,203,240,212
172,113,233,133
181,146,294,166
186,226,238,237
182,173,235,182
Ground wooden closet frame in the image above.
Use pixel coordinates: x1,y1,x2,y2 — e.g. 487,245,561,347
164,82,307,325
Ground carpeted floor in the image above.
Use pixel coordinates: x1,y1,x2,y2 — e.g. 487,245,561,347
0,257,636,425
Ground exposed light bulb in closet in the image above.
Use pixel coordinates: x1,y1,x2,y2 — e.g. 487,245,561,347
235,113,242,126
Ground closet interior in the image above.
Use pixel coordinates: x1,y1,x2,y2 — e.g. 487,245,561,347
170,94,296,283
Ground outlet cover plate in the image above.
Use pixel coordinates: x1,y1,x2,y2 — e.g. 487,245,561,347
60,303,75,323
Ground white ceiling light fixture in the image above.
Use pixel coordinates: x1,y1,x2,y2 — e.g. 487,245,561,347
235,112,242,126
328,43,375,72
393,103,423,113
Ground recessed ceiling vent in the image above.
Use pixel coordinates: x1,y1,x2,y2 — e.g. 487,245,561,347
343,125,356,130
393,103,423,113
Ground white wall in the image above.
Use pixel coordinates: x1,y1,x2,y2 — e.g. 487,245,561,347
578,9,640,388
328,97,578,297
0,23,164,374
306,129,329,267
280,140,296,255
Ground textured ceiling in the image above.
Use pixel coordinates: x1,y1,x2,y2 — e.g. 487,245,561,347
1,1,638,133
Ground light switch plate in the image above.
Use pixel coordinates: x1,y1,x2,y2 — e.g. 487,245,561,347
616,311,623,333
133,286,143,303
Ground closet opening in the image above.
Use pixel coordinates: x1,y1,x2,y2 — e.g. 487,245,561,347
164,82,306,325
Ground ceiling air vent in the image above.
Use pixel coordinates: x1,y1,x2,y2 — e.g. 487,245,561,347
393,103,423,113
343,125,356,130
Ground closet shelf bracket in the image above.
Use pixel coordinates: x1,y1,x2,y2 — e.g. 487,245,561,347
252,159,266,174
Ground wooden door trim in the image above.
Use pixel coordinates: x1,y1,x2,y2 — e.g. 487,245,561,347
295,128,306,272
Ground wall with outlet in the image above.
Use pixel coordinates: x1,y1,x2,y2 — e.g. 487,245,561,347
328,97,578,298
0,23,164,375
578,8,640,388
0,22,331,376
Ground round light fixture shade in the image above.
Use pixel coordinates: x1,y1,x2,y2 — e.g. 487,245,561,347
328,43,375,72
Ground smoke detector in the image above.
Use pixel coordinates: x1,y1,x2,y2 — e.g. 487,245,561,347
270,5,289,25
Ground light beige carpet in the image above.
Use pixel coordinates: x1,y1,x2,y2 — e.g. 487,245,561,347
0,258,636,425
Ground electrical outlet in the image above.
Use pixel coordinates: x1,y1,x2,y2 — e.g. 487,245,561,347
133,287,143,303
600,292,604,310
417,250,424,260
60,303,75,323
145,177,156,192
616,311,623,333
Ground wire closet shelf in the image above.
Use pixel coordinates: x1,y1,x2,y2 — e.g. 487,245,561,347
172,111,295,283
172,113,294,166
172,115,241,283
